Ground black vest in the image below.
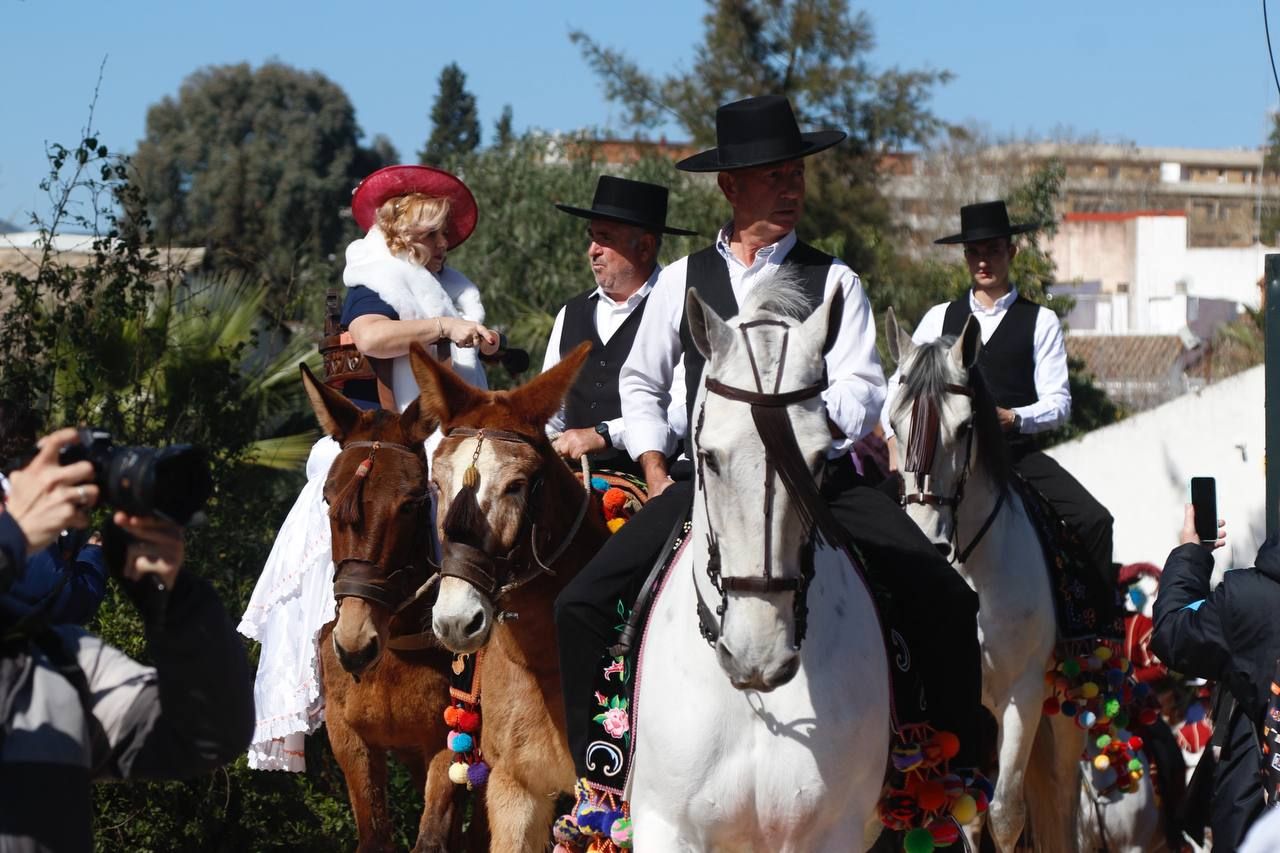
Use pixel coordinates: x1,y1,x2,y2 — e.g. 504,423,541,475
678,241,833,447
941,293,1040,410
558,288,649,476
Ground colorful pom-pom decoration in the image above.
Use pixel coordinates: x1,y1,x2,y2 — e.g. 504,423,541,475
448,761,470,785
456,708,481,733
554,815,584,845
610,816,634,848
1080,681,1100,699
602,487,629,518
928,817,960,846
1061,659,1081,677
1095,646,1113,661
1093,754,1111,771
443,706,461,727
607,517,626,533
590,477,610,492
447,731,474,753
904,827,936,853
1128,736,1144,751
1096,734,1112,749
1060,700,1077,717
951,793,978,825
916,780,946,812
467,761,490,788
933,731,961,760
1042,696,1061,715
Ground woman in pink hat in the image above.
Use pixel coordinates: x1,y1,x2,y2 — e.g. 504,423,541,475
238,165,497,772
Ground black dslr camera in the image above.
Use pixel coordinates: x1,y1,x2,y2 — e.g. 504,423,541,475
57,428,212,525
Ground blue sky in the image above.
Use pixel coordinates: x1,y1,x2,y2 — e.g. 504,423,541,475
2,0,1276,225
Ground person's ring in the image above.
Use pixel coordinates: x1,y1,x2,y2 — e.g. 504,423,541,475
75,484,88,507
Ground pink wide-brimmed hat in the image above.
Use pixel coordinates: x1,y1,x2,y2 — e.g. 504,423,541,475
350,164,478,249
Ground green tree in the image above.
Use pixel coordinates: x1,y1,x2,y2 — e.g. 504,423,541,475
129,62,392,319
570,0,951,277
420,63,481,166
494,104,515,149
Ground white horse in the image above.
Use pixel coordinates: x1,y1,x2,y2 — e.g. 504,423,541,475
628,278,891,852
885,310,1082,852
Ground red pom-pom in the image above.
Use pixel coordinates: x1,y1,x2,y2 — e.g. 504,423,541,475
1128,735,1144,752
904,775,925,796
1139,708,1159,727
933,731,961,760
443,706,461,727
602,488,629,520
456,709,481,733
974,790,989,813
929,817,960,845
1042,697,1061,716
916,780,946,812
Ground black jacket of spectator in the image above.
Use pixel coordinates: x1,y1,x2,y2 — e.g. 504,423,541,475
1151,539,1280,852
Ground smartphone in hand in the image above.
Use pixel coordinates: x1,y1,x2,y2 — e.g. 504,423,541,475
1191,476,1217,543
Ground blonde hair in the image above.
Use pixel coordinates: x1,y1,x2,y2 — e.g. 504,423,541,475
377,193,452,267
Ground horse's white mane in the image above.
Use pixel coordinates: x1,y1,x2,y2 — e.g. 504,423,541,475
737,266,812,320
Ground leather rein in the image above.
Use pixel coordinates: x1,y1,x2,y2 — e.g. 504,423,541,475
897,377,1006,565
692,318,843,651
436,426,591,610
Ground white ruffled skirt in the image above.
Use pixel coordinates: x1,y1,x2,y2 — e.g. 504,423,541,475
238,437,341,772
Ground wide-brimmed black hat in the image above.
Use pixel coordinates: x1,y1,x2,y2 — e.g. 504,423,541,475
934,200,1041,245
554,175,697,236
675,95,846,173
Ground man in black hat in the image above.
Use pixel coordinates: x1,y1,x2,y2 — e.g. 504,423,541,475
542,176,696,479
884,199,1115,592
554,95,983,801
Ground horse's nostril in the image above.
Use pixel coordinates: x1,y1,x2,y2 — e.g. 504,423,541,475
465,610,485,637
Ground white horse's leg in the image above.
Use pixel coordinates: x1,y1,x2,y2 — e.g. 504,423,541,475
988,677,1043,853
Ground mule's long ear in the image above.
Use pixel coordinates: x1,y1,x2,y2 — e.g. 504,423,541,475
507,340,591,428
686,288,734,360
410,343,487,429
301,363,362,442
950,314,982,369
800,286,845,356
398,396,438,446
885,307,916,367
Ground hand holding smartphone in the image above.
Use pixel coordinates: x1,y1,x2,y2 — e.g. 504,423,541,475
1189,476,1225,549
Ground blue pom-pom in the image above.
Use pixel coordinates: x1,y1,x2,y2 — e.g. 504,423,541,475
591,477,610,492
1134,682,1151,698
1186,701,1205,723
1061,701,1077,717
1106,668,1126,686
972,776,994,800
578,809,608,834
447,731,473,753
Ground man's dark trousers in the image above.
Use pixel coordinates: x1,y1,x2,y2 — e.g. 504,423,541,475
1015,450,1116,589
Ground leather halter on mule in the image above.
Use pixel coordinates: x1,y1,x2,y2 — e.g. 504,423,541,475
897,375,1006,565
692,318,848,651
437,427,591,611
329,439,440,650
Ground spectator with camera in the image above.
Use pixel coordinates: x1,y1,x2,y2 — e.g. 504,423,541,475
0,428,253,852
1150,504,1275,851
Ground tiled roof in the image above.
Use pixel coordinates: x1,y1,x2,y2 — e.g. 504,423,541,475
1066,335,1192,383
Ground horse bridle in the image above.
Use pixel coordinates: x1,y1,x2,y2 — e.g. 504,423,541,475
692,318,846,652
897,375,1006,565
436,426,591,608
330,440,436,616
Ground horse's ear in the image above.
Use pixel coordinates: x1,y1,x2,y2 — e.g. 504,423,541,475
800,286,845,356
301,362,362,443
507,340,591,428
410,343,486,429
398,396,438,446
686,288,734,360
885,307,915,366
950,315,983,369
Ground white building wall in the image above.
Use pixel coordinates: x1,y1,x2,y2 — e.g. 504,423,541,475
1047,365,1266,571
1182,245,1269,308
1131,216,1189,331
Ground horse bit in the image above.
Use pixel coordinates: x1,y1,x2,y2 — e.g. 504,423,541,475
692,318,843,651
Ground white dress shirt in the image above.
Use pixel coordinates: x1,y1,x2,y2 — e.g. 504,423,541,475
620,225,886,460
881,287,1071,439
543,267,687,451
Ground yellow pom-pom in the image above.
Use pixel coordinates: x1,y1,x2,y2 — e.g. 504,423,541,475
950,793,978,825
1093,754,1111,771
1095,646,1113,661
1080,682,1100,699
448,761,470,785
606,517,626,533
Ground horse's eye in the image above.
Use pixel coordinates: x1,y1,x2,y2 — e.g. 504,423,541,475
699,450,719,475
504,479,527,496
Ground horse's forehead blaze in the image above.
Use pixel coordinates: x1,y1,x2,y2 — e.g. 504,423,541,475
439,436,535,507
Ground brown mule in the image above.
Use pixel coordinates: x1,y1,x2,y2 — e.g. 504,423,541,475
301,364,482,853
408,342,611,853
